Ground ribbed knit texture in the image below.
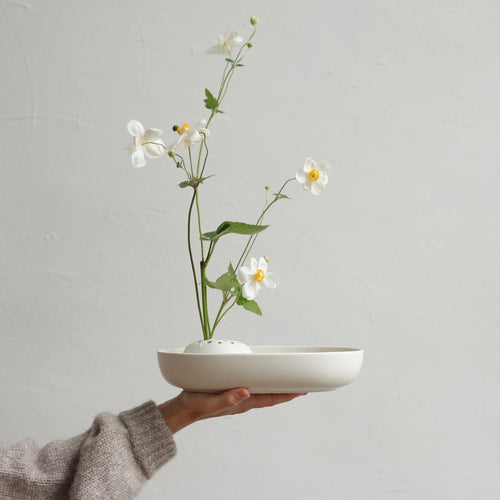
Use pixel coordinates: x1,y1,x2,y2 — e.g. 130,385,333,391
0,401,177,499
119,401,177,479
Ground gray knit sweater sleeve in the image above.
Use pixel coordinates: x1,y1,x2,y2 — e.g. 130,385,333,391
0,401,177,499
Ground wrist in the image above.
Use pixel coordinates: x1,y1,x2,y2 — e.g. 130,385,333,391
158,395,195,434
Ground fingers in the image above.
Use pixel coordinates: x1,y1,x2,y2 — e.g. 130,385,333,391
180,388,307,422
206,388,251,414
164,389,307,432
254,393,307,408
180,388,251,421
206,390,307,417
230,392,307,415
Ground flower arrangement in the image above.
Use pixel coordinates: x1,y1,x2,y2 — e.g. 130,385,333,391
125,18,330,342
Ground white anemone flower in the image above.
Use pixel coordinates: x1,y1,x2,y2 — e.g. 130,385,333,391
206,31,243,57
296,157,331,195
168,120,211,152
236,257,279,301
125,120,165,168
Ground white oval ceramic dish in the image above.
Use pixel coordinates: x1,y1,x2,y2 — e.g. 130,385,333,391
157,346,363,393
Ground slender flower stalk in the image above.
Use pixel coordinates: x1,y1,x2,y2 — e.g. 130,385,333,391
187,187,204,331
124,18,331,340
235,178,295,271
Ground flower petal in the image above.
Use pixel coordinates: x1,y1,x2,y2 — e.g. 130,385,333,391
301,179,311,191
249,258,258,272
263,272,279,289
237,266,253,284
143,142,164,158
206,45,224,55
127,120,144,137
302,157,316,173
144,128,164,141
124,143,136,155
167,136,182,153
195,119,211,137
242,280,260,300
296,168,308,184
258,257,268,273
190,130,202,144
131,149,147,168
310,180,326,195
228,31,242,44
317,160,331,174
207,31,242,56
180,130,202,148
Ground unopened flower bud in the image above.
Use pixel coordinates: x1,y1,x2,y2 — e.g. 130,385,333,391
250,16,260,26
247,42,253,48
263,255,270,263
168,150,176,158
265,185,270,190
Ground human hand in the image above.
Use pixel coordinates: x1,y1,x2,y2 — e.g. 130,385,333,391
158,388,306,433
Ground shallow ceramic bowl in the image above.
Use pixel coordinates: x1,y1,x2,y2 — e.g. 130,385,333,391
157,346,363,393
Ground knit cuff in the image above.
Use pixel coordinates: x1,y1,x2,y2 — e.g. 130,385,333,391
119,400,177,478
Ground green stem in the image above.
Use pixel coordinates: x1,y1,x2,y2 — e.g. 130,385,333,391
195,191,205,261
236,178,295,270
188,147,194,177
199,239,219,337
187,188,204,332
184,25,259,338
212,179,294,337
200,262,211,339
206,27,257,128
211,293,229,333
212,296,238,333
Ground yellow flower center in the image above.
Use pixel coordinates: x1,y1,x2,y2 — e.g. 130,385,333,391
177,123,191,135
254,269,265,282
308,169,320,181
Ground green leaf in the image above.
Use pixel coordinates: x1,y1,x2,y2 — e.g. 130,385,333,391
237,296,262,316
204,88,219,111
196,175,214,184
225,58,234,63
201,221,269,242
273,193,291,200
207,272,238,292
178,175,214,190
200,230,218,241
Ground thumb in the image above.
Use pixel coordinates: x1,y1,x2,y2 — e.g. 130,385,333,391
209,388,250,413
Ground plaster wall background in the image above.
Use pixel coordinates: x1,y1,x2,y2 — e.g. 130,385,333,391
1,1,499,498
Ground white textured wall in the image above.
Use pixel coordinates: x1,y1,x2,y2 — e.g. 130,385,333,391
1,1,499,498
